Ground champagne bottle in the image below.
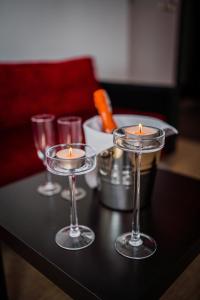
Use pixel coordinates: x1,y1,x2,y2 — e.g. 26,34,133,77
93,89,117,133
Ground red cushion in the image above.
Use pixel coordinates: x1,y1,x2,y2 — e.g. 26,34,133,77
0,56,100,186
0,125,43,187
0,56,99,129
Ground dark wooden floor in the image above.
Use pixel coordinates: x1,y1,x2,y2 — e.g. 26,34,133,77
161,254,200,300
2,243,71,300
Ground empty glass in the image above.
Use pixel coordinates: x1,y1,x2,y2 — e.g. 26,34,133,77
31,114,61,196
57,116,86,200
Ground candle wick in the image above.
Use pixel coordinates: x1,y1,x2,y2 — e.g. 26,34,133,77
139,123,143,134
69,147,72,157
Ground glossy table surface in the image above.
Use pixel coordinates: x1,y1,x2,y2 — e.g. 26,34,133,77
0,170,200,300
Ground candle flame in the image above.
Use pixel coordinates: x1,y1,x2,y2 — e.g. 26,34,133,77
69,147,72,157
139,123,143,134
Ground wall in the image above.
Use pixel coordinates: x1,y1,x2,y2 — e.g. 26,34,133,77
129,0,181,86
0,0,180,86
0,0,129,81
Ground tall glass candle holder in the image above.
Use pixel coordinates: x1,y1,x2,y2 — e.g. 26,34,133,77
113,125,165,259
46,143,96,250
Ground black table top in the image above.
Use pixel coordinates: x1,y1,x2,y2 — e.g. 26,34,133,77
0,170,200,300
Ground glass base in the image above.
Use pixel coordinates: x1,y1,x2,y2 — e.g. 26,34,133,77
61,187,86,201
115,232,157,259
55,225,95,250
37,182,61,196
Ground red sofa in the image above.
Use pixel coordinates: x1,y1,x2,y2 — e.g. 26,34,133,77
0,56,169,187
0,57,99,187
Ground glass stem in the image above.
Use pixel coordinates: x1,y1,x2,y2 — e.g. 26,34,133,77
44,157,53,187
69,175,80,237
46,170,52,184
130,151,142,246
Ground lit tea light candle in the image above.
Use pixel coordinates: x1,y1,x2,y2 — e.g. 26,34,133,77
56,147,85,170
125,124,159,138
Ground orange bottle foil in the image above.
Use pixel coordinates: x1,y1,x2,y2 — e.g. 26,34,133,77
93,89,117,133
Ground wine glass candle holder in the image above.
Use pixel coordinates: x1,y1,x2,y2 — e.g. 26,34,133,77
46,143,96,250
113,124,165,259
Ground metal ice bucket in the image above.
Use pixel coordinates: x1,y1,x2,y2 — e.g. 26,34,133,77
97,147,161,211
